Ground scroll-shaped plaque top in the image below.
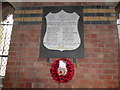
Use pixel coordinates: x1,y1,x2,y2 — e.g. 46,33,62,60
43,10,81,51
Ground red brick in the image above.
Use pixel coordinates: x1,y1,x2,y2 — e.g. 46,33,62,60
18,83,26,87
104,81,118,86
91,34,97,38
46,63,52,67
20,30,40,35
84,34,91,38
13,25,22,30
77,68,89,74
79,85,94,88
104,53,118,58
36,65,51,73
36,72,50,78
11,37,21,42
64,84,72,88
99,75,114,80
7,62,17,66
84,42,95,48
85,53,99,58
103,69,118,74
32,83,45,88
9,47,17,51
77,59,87,63
113,75,119,79
97,43,105,47
48,78,57,84
19,61,35,66
99,85,114,88
17,77,36,82
71,83,80,88
21,42,39,48
21,37,39,42
45,84,58,88
20,51,39,57
9,51,17,56
5,72,16,77
86,39,102,44
50,58,60,61
3,76,10,81
37,58,45,61
88,68,103,74
84,74,99,80
6,66,18,71
26,83,32,88
73,63,79,68
22,67,37,72
18,72,33,77
19,57,38,61
9,42,19,47
81,64,100,68
108,25,117,29
102,59,118,63
19,25,41,31
84,25,96,29
91,80,104,85
85,58,103,63
85,48,103,53
75,74,85,79
86,53,105,58
79,80,90,85
4,82,13,87
99,64,118,69
102,39,118,43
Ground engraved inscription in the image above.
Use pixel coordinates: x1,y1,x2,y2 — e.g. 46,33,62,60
43,10,81,51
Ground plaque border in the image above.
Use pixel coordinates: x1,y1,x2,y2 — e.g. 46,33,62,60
40,6,84,59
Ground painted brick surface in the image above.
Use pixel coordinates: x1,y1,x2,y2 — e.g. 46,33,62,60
3,2,119,88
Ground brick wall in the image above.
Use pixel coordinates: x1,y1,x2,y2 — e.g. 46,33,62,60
118,39,120,87
3,2,119,88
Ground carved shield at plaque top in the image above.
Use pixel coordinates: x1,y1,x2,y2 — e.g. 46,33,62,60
43,10,81,51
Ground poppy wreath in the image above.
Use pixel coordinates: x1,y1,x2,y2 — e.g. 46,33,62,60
50,58,74,83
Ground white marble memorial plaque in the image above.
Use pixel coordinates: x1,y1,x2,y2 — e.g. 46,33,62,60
43,10,81,51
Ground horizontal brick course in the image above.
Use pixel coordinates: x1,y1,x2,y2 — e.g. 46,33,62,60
84,16,117,21
14,10,43,14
